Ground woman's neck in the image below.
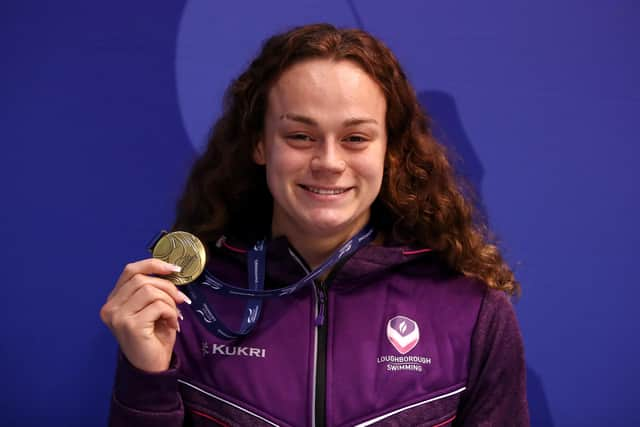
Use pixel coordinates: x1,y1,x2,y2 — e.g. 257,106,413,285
287,231,352,270
272,219,369,270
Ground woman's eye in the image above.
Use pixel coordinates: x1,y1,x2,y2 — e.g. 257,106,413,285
344,135,367,143
287,133,313,141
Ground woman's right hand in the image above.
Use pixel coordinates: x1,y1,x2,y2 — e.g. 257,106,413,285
100,258,191,373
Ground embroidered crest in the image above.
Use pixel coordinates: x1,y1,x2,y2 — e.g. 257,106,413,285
386,315,420,354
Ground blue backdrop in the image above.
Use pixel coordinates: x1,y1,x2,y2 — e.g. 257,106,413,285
2,1,638,425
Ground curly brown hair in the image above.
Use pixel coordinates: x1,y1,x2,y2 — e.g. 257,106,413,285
173,23,519,295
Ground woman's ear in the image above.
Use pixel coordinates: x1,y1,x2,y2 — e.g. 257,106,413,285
253,140,266,165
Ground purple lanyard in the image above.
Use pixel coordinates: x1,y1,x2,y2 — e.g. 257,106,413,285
184,226,375,339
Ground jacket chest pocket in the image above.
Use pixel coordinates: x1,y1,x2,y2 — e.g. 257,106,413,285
178,379,283,427
350,387,463,427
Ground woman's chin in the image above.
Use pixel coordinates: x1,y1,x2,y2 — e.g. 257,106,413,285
303,214,367,238
308,222,346,236
272,206,370,240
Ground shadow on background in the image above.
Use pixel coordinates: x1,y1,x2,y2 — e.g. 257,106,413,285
418,90,487,221
418,91,554,426
527,367,555,426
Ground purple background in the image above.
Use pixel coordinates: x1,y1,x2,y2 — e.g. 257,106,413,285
2,1,638,425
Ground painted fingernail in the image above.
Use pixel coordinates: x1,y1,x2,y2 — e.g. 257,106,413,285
178,309,184,321
169,264,182,272
177,322,181,333
179,292,192,305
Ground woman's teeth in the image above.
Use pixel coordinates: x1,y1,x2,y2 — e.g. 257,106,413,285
302,185,348,195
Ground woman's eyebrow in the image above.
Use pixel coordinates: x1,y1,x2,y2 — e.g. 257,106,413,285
280,113,317,126
343,117,378,127
280,113,378,127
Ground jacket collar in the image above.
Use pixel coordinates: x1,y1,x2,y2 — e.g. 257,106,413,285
214,233,436,290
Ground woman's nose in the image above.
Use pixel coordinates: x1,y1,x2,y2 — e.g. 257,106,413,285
310,140,346,174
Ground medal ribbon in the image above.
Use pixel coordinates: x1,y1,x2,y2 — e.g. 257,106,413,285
183,226,375,339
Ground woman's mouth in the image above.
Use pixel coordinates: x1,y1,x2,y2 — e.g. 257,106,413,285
299,184,351,195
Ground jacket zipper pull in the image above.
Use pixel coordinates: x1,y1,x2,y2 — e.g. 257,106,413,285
315,282,327,326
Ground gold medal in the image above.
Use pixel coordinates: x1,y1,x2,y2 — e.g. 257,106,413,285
151,231,206,285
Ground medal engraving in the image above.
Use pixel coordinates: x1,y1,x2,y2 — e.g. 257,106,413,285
152,231,206,285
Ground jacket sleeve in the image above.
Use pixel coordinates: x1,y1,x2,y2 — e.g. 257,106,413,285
108,351,184,427
454,289,530,426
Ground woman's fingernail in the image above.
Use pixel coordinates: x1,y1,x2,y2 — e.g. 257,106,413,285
179,292,192,305
177,322,181,333
170,264,182,272
178,309,184,321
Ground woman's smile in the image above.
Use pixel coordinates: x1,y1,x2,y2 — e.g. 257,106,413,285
298,184,353,197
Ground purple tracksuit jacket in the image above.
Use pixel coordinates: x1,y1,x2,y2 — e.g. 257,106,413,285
109,235,529,426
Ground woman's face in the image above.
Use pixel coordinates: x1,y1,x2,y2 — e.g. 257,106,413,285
254,58,387,240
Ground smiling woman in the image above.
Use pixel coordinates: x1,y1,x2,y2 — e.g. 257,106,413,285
101,23,529,426
254,59,387,268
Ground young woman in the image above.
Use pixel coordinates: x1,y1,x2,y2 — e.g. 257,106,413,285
101,24,529,426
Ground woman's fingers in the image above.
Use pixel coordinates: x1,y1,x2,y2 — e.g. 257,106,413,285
100,258,190,372
101,275,189,333
108,288,180,334
112,258,182,294
127,283,179,315
107,298,180,372
135,299,181,333
109,266,191,307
